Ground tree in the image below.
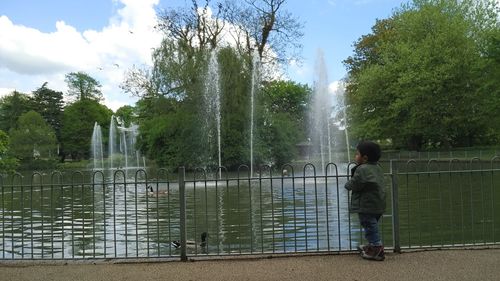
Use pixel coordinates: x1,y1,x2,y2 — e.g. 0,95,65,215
31,82,64,144
261,80,310,127
9,111,57,162
64,72,103,102
256,80,311,166
126,0,304,99
115,105,137,127
477,27,500,143
122,0,305,170
60,100,112,161
224,0,304,69
0,130,19,173
0,90,33,132
344,0,499,149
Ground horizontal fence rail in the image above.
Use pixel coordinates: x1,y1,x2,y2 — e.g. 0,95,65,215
0,158,499,260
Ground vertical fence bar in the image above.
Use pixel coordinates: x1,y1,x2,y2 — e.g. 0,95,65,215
390,160,401,253
1,177,3,259
179,167,187,261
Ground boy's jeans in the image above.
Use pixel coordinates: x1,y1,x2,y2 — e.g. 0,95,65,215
359,213,382,246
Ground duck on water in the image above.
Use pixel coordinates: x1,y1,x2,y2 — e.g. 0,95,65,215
171,232,208,249
147,185,168,197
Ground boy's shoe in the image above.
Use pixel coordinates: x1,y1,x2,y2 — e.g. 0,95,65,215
357,244,368,253
361,245,385,261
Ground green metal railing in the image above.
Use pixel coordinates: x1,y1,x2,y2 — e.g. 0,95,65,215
0,158,499,261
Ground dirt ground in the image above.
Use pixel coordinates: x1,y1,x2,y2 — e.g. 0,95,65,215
1,248,499,281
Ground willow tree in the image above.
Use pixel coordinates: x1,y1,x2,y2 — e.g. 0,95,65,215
122,0,304,169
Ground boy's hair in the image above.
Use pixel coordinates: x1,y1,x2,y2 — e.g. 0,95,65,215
357,141,381,162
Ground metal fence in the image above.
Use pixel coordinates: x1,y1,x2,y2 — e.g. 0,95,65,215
0,158,499,261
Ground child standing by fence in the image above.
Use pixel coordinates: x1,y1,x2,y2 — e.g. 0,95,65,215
345,141,386,261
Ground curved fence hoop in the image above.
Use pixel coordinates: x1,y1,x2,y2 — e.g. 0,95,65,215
193,167,208,181
303,163,317,177
30,171,43,186
237,164,251,178
406,159,418,173
134,169,148,182
325,162,338,176
91,170,105,183
491,156,500,169
347,162,357,176
70,171,84,186
10,172,24,186
258,164,272,178
216,166,229,180
155,168,171,182
426,159,439,172
448,158,462,171
468,157,481,170
50,171,63,185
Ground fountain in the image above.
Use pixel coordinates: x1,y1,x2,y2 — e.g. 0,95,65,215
250,49,261,176
203,49,222,172
308,50,350,173
91,122,104,170
90,115,145,173
309,50,332,171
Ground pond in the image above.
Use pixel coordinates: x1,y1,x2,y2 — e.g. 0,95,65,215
0,168,366,259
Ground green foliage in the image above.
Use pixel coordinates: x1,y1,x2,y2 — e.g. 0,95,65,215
0,91,33,132
256,80,312,166
0,130,19,173
261,80,310,128
344,0,500,149
64,72,103,102
257,112,301,167
9,111,57,163
61,100,112,161
135,39,313,170
477,28,500,143
115,105,136,127
218,47,251,169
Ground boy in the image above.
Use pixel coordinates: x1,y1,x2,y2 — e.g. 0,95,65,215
345,141,386,261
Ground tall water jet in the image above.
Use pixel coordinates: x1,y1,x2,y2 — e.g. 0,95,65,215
91,122,104,170
309,49,332,172
250,49,261,176
204,49,222,172
109,115,117,170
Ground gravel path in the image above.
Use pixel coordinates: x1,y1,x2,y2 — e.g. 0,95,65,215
1,248,499,281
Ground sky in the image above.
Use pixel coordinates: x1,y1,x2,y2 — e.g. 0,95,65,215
0,0,420,111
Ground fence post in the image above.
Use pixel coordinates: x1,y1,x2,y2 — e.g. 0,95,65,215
390,160,401,253
179,167,187,261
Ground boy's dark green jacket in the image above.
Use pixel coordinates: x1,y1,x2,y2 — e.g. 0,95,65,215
344,162,386,214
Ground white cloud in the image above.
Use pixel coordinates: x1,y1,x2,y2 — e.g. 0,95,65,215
0,87,15,98
0,0,162,111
